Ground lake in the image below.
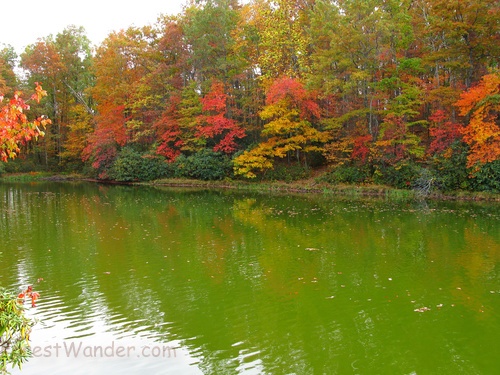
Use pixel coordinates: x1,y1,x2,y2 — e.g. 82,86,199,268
1,182,499,374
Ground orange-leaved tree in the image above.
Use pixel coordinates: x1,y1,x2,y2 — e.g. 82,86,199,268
0,83,51,162
455,72,500,169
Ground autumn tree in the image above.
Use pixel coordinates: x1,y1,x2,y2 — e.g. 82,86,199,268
21,39,64,164
428,109,462,157
155,85,204,162
9,0,500,189
0,84,51,162
255,0,310,80
307,0,420,170
308,0,415,129
60,104,94,164
84,28,153,175
197,81,245,153
21,26,93,167
229,2,266,142
0,45,18,95
177,83,204,153
156,92,184,161
374,113,424,165
410,0,500,125
455,72,500,169
234,77,328,178
152,17,192,161
183,0,241,86
417,0,500,89
53,26,95,167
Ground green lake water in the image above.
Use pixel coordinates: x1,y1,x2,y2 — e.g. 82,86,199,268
1,182,499,374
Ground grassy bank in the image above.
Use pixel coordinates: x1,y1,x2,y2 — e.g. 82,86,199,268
145,177,500,202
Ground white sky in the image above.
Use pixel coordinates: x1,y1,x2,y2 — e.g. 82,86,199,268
1,0,185,54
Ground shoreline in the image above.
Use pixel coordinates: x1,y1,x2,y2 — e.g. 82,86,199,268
1,172,499,202
144,178,500,202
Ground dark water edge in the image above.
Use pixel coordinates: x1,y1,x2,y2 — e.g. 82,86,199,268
2,172,499,203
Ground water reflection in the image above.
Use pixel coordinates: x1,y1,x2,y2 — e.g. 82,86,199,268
0,182,499,374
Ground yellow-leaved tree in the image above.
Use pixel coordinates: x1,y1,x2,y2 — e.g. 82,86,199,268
234,77,329,178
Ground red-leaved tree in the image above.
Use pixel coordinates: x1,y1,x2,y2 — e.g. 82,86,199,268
0,83,51,162
156,93,184,161
428,109,462,157
197,81,245,154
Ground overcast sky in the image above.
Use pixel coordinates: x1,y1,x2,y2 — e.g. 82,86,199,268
2,0,185,54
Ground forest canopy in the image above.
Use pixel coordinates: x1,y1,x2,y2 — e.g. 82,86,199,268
1,0,499,191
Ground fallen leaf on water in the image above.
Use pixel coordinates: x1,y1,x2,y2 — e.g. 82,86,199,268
414,307,431,313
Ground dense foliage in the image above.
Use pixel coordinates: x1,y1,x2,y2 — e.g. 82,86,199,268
1,0,499,192
0,83,50,162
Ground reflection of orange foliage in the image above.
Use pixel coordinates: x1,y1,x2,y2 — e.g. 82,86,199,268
451,225,500,316
258,248,319,299
79,193,129,259
233,199,335,297
459,227,500,280
195,216,241,284
155,203,180,232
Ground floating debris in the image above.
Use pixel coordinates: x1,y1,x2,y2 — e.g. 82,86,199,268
414,307,431,313
305,248,319,252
